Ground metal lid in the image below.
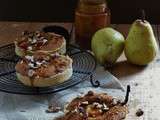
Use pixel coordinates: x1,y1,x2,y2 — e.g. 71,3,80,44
81,0,106,5
78,0,108,14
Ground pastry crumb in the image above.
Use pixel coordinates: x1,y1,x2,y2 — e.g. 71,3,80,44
46,106,61,113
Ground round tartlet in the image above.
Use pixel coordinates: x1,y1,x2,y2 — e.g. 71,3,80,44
15,52,73,87
15,31,66,57
61,91,128,120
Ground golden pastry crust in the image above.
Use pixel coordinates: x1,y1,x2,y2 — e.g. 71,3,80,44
15,31,66,57
15,52,73,87
61,91,128,120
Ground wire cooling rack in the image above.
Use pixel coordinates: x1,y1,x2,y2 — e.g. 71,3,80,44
0,44,98,95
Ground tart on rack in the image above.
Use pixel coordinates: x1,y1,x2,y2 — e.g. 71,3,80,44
61,91,128,120
15,52,72,87
15,31,66,57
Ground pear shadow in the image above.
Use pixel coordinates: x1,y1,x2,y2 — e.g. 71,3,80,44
107,60,147,79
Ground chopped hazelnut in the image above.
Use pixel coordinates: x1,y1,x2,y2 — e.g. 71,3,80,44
20,60,24,64
112,98,118,105
92,102,103,109
43,39,48,44
27,46,32,51
102,103,109,111
81,101,89,105
31,38,37,44
46,106,61,113
25,55,34,62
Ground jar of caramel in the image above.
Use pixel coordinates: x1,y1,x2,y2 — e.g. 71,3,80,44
75,0,111,49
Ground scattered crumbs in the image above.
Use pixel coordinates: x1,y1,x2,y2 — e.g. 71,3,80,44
136,109,144,117
46,106,61,113
64,103,69,113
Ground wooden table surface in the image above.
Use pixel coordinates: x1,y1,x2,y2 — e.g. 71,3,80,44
0,22,159,120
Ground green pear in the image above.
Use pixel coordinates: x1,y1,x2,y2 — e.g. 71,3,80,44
91,27,125,65
125,20,158,65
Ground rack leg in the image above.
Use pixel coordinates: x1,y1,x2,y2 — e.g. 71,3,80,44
90,74,100,87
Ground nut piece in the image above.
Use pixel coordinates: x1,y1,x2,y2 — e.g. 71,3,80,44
46,106,61,113
27,46,32,51
102,103,109,111
81,101,89,105
92,102,103,109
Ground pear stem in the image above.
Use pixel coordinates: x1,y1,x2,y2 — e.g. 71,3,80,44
121,85,131,105
141,9,146,22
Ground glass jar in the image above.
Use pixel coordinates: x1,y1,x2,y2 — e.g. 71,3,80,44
75,0,111,49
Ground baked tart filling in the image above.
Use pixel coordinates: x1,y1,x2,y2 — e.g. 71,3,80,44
15,52,72,87
15,31,66,56
62,91,128,120
16,52,72,78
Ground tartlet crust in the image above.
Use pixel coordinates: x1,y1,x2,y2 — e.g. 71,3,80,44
16,68,72,87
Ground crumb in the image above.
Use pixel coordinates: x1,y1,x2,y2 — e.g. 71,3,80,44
46,106,61,113
136,109,144,117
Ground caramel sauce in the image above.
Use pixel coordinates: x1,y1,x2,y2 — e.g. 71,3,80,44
75,0,111,49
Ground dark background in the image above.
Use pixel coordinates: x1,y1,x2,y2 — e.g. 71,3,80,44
0,0,159,24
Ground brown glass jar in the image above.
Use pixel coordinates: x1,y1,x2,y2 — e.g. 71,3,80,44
75,0,111,49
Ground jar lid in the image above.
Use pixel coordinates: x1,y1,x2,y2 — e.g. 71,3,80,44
81,0,106,5
78,0,108,14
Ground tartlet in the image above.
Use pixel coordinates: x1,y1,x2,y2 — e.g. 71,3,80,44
61,91,128,120
15,31,66,57
15,52,72,87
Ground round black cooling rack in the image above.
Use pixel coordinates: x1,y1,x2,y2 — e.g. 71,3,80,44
0,44,99,95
